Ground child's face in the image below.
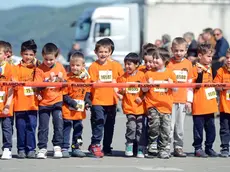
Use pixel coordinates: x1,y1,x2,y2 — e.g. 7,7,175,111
43,54,56,68
225,53,230,68
0,48,6,62
198,51,213,65
95,46,110,64
144,55,155,70
21,50,35,64
172,44,187,60
125,61,136,74
153,56,164,70
70,58,85,75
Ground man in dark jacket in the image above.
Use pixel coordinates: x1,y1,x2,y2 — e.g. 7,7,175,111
212,28,229,77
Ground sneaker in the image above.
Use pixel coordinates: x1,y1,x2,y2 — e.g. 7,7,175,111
27,151,36,159
88,144,104,158
205,148,218,157
137,146,145,158
1,148,12,160
174,148,187,157
72,149,86,157
194,149,208,158
158,151,170,159
62,149,70,158
18,150,26,159
220,149,229,158
53,146,62,158
148,143,158,156
125,143,133,157
37,148,48,159
103,147,113,156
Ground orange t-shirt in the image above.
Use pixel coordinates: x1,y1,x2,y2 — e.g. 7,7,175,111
62,73,90,120
88,60,118,106
145,68,177,114
167,58,193,103
13,63,38,111
117,71,145,115
34,62,67,106
192,66,218,115
214,67,230,113
138,65,146,71
0,62,13,117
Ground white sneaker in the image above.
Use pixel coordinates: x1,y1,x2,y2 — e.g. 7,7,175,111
37,148,48,159
1,148,12,160
53,146,62,158
137,146,145,158
125,143,133,157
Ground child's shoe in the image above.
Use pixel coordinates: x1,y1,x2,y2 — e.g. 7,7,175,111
194,149,208,158
158,151,170,159
137,146,145,158
88,144,104,158
72,149,86,157
125,143,133,157
174,148,187,157
220,148,229,158
1,148,12,160
27,151,36,159
148,143,158,156
53,146,62,158
205,148,218,157
18,150,26,159
62,149,70,158
37,148,48,159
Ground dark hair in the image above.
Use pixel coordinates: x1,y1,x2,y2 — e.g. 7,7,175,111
102,38,115,54
144,48,157,57
152,47,170,66
21,39,37,53
142,43,156,52
203,28,213,35
197,43,215,55
124,52,140,65
42,43,59,57
94,38,112,53
0,41,6,52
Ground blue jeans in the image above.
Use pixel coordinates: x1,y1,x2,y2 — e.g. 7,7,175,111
37,102,63,149
62,119,83,150
219,112,230,150
15,111,37,152
1,117,14,150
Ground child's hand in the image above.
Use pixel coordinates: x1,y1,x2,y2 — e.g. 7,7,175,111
57,72,64,81
197,67,203,73
117,93,123,100
168,78,173,84
50,72,55,82
37,94,42,101
185,102,192,113
135,97,142,104
2,106,9,116
148,78,154,84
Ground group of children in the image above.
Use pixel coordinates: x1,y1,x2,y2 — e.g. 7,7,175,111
0,36,229,160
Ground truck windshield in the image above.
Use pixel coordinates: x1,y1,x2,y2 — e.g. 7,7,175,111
75,20,91,41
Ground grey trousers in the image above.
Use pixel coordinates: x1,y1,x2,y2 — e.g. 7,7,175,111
148,108,171,151
125,114,146,146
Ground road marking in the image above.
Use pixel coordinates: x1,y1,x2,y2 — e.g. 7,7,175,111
138,167,183,171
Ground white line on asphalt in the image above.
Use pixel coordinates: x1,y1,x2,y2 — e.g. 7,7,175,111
138,167,184,171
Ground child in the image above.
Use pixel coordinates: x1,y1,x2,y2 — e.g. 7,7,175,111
143,47,177,159
0,41,14,160
117,53,146,158
167,37,193,157
192,43,218,157
100,38,124,155
62,51,91,158
13,40,40,159
34,43,67,159
88,39,119,158
214,48,230,157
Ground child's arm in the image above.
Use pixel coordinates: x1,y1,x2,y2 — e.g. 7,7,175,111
2,88,13,115
84,92,92,109
63,94,78,110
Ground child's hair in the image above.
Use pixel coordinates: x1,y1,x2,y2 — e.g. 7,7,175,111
152,47,170,66
197,43,215,55
102,38,114,54
94,38,112,53
0,41,6,51
70,51,85,64
21,39,37,53
144,48,157,57
42,43,59,57
226,48,230,55
124,52,140,65
142,43,156,52
172,37,188,48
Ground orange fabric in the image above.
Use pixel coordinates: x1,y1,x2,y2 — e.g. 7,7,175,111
0,62,13,117
138,65,146,71
167,58,193,103
34,62,67,106
192,66,218,115
144,68,177,114
13,63,38,111
62,73,90,120
214,67,230,113
88,60,118,106
117,71,145,115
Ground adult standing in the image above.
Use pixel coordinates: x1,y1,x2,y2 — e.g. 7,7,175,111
202,28,216,48
183,32,198,64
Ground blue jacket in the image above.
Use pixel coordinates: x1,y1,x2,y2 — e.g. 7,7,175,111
214,37,229,60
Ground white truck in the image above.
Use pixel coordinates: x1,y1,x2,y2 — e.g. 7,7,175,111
74,0,230,64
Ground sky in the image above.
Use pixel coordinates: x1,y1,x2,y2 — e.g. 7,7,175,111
0,0,115,9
